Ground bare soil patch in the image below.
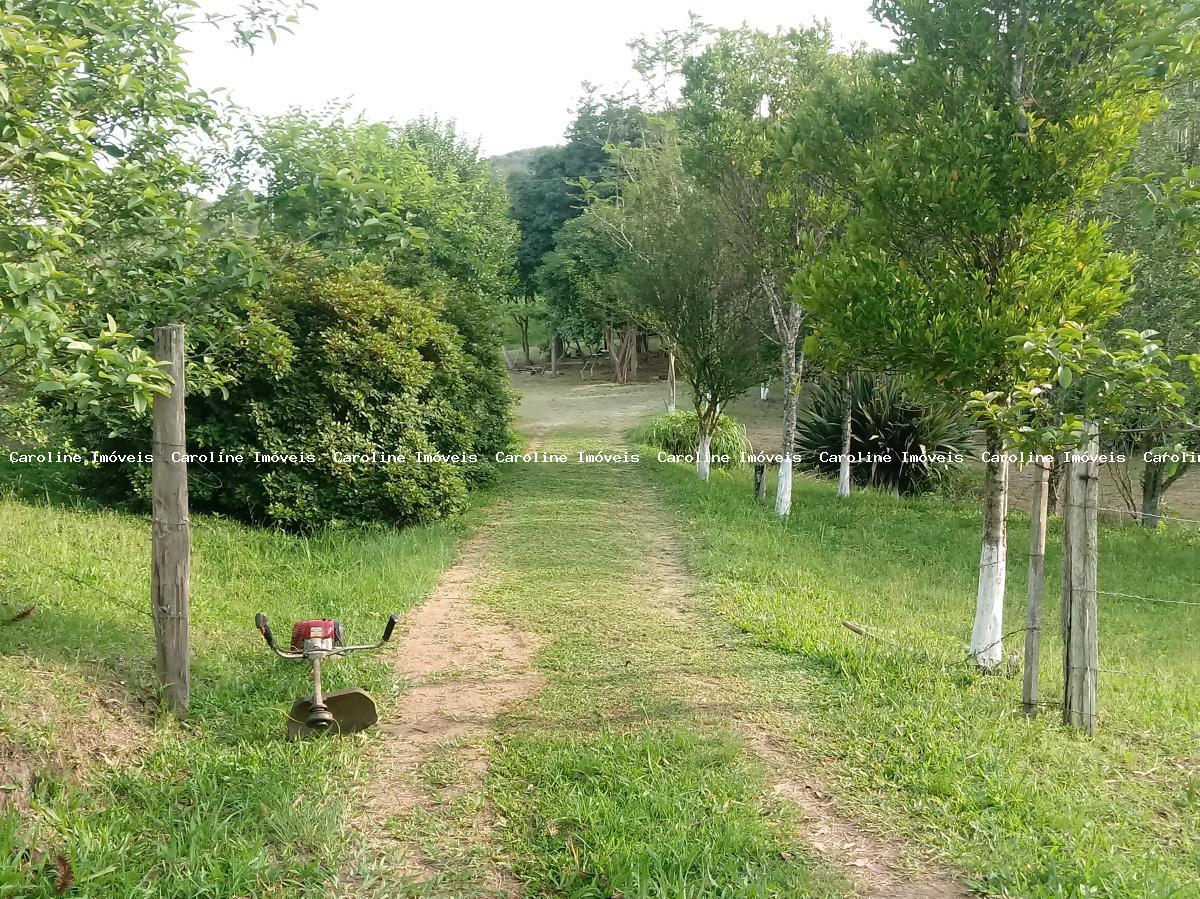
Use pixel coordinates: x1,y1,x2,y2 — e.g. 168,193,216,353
353,525,544,887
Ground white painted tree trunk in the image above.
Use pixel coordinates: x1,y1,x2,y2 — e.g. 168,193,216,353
760,383,770,400
837,372,852,499
696,432,712,482
776,458,792,513
666,352,677,413
970,429,1010,670
774,301,802,518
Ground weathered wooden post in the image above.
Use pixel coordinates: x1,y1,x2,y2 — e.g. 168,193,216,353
754,463,767,502
152,324,190,718
1022,458,1051,717
1062,423,1099,734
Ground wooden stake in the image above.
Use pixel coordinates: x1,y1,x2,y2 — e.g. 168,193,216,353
754,463,767,502
1022,458,1050,717
1062,423,1099,734
151,324,190,718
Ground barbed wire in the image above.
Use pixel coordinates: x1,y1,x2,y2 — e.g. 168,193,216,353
1098,589,1200,607
1093,505,1200,526
0,546,155,625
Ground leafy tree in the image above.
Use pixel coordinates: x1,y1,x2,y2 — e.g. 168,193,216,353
536,214,622,351
586,132,773,479
1097,84,1200,525
507,90,645,347
783,0,1174,668
66,109,519,528
669,23,851,516
0,0,307,418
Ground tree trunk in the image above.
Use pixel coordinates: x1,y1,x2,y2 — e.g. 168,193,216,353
970,427,1010,670
519,317,531,366
697,432,712,481
1140,459,1164,528
1022,458,1050,717
624,325,639,383
549,333,558,376
837,371,852,499
775,301,802,517
666,352,677,413
1062,423,1100,734
760,383,770,400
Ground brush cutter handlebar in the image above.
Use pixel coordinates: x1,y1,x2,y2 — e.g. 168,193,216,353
255,612,398,660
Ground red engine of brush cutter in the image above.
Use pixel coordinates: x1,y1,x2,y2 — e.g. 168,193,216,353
289,619,345,652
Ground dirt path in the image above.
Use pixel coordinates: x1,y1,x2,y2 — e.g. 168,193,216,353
352,525,544,889
351,375,972,897
632,499,971,899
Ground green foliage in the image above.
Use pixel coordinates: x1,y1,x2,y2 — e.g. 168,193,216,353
0,0,217,407
535,213,622,347
785,0,1174,418
58,111,517,529
795,374,974,495
507,91,644,292
585,131,775,431
70,264,504,530
634,410,749,466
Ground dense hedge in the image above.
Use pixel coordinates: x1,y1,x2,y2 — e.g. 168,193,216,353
70,264,510,529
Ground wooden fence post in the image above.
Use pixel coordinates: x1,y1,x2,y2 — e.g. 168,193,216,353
1022,458,1050,717
1062,422,1099,734
152,324,190,718
754,463,767,502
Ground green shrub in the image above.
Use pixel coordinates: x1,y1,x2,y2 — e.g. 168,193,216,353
794,373,973,495
67,264,511,530
634,410,748,466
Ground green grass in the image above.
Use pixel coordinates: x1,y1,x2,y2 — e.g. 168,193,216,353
642,457,1200,898
456,426,840,898
0,473,465,898
490,729,826,898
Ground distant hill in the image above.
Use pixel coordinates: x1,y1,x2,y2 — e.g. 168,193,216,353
487,145,557,179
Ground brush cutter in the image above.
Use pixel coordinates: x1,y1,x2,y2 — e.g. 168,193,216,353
255,611,398,739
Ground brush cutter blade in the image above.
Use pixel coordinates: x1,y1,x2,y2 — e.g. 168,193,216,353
286,688,379,740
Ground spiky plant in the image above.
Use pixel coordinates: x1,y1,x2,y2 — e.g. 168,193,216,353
795,374,974,495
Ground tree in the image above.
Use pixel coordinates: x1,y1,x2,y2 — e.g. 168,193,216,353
784,0,1171,669
506,91,645,363
586,132,773,479
671,24,850,515
1098,84,1200,526
65,109,520,529
0,1,307,418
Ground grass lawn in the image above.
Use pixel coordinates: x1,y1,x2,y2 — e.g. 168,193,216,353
0,467,465,898
643,455,1200,898
454,425,844,898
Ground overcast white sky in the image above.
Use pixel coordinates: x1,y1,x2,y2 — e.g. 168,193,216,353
183,1,892,156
